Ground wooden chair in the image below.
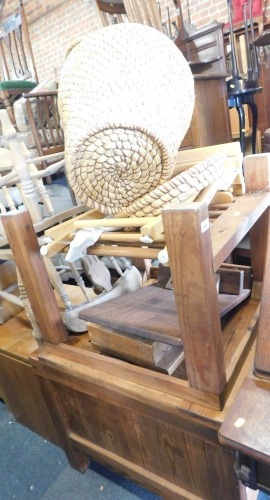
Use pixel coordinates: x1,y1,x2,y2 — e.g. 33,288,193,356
23,88,77,203
23,90,64,171
22,89,71,189
231,0,265,31
0,0,38,125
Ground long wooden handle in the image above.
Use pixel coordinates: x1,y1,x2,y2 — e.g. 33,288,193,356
86,245,159,259
2,210,67,344
74,216,155,229
99,232,165,243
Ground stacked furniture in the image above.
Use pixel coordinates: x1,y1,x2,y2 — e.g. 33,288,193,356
0,148,270,498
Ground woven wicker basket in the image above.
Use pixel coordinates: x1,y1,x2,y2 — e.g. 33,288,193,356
58,23,195,216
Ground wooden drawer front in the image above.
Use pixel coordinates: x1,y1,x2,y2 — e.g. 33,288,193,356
186,32,220,64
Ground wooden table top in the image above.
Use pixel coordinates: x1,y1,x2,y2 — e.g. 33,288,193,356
219,374,270,465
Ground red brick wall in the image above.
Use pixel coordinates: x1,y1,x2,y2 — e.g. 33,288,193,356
159,0,270,28
4,0,101,82
3,0,270,82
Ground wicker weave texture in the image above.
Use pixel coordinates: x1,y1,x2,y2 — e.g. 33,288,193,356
117,152,225,217
58,23,194,214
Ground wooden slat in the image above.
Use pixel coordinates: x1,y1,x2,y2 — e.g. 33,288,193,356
140,0,152,26
86,245,159,260
43,96,56,146
50,95,63,145
89,323,184,375
218,290,250,317
146,0,163,31
42,208,100,257
195,181,219,206
211,192,270,271
123,0,142,22
37,97,50,148
90,323,161,366
173,142,241,176
44,209,102,240
34,333,257,416
140,215,163,239
210,192,234,204
19,2,38,81
74,217,155,229
175,142,241,164
44,244,161,261
35,343,222,410
1,210,67,344
34,205,88,233
99,232,165,243
162,202,226,394
250,207,270,284
224,302,259,385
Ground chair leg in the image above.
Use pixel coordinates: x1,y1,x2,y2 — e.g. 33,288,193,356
0,91,16,125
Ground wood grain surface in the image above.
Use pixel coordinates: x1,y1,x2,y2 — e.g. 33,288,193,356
2,210,67,344
219,375,270,465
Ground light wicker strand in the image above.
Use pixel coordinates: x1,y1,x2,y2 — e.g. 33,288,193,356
116,153,225,217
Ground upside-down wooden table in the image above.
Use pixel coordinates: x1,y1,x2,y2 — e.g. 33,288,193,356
0,158,270,499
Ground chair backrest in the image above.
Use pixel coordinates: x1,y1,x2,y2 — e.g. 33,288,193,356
94,0,163,31
95,0,128,26
23,90,64,164
22,89,64,189
231,0,264,24
0,0,38,82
